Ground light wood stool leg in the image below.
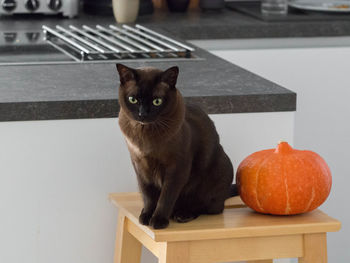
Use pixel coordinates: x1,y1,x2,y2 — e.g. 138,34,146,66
299,233,327,263
159,242,190,263
114,211,142,263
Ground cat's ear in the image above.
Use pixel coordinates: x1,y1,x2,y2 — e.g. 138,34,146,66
116,63,136,85
161,66,179,88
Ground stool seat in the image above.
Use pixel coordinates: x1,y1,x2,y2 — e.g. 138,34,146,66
109,192,341,263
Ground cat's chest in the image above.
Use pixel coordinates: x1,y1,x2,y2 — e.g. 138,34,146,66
125,137,143,156
126,137,165,187
125,135,164,157
133,154,164,188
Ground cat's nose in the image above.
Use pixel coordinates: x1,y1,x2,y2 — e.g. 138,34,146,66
138,105,148,118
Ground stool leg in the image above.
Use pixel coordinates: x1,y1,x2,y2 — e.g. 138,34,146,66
114,211,142,263
159,242,190,263
299,233,327,263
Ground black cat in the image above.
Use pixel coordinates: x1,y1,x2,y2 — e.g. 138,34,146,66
117,63,237,229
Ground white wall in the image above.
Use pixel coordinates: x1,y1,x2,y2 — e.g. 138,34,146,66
209,46,350,263
0,112,294,263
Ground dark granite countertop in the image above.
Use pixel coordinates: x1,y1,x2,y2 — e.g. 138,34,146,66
0,9,303,121
1,7,350,39
0,46,295,121
138,9,350,40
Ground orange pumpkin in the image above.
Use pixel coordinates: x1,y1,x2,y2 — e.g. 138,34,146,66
237,141,332,215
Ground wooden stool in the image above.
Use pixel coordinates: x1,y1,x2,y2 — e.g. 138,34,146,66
109,193,341,263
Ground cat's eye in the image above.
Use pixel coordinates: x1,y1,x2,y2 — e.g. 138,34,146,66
153,98,163,106
128,96,138,104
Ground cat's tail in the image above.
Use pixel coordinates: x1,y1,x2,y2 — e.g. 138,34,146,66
229,184,239,197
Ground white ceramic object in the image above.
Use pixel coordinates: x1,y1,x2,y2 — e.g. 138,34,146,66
112,0,140,23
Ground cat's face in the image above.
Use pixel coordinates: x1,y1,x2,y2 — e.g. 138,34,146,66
117,64,179,124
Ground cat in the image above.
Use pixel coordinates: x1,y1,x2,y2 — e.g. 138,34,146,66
116,63,237,229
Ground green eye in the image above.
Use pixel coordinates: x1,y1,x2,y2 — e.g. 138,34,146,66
153,98,163,106
128,96,138,104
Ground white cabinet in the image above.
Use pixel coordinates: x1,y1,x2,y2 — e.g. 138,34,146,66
0,111,294,263
206,44,350,263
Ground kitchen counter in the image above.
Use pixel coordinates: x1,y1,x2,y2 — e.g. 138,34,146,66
2,7,350,39
0,46,295,121
0,10,300,121
139,9,350,40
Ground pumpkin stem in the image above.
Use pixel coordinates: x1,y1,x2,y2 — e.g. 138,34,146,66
275,141,293,154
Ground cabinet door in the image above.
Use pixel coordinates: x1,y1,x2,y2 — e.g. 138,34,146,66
211,46,350,263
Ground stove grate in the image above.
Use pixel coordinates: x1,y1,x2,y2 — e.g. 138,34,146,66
42,24,195,62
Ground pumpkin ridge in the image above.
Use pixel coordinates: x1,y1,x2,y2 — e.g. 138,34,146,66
283,155,291,214
305,152,331,211
295,152,318,213
304,155,317,212
255,153,275,213
306,151,332,195
304,187,316,212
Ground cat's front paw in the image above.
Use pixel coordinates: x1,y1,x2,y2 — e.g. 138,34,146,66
172,210,198,223
149,215,169,229
139,209,153,226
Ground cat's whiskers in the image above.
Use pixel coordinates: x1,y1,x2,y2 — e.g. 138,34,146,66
156,119,172,134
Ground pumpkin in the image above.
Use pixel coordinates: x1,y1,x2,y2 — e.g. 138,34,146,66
237,141,332,215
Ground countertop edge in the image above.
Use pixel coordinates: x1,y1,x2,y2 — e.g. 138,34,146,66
0,92,296,122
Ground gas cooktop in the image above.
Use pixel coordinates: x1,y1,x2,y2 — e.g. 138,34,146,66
0,24,200,66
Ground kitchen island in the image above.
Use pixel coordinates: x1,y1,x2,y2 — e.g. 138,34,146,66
0,9,298,263
0,12,301,121
0,45,295,121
